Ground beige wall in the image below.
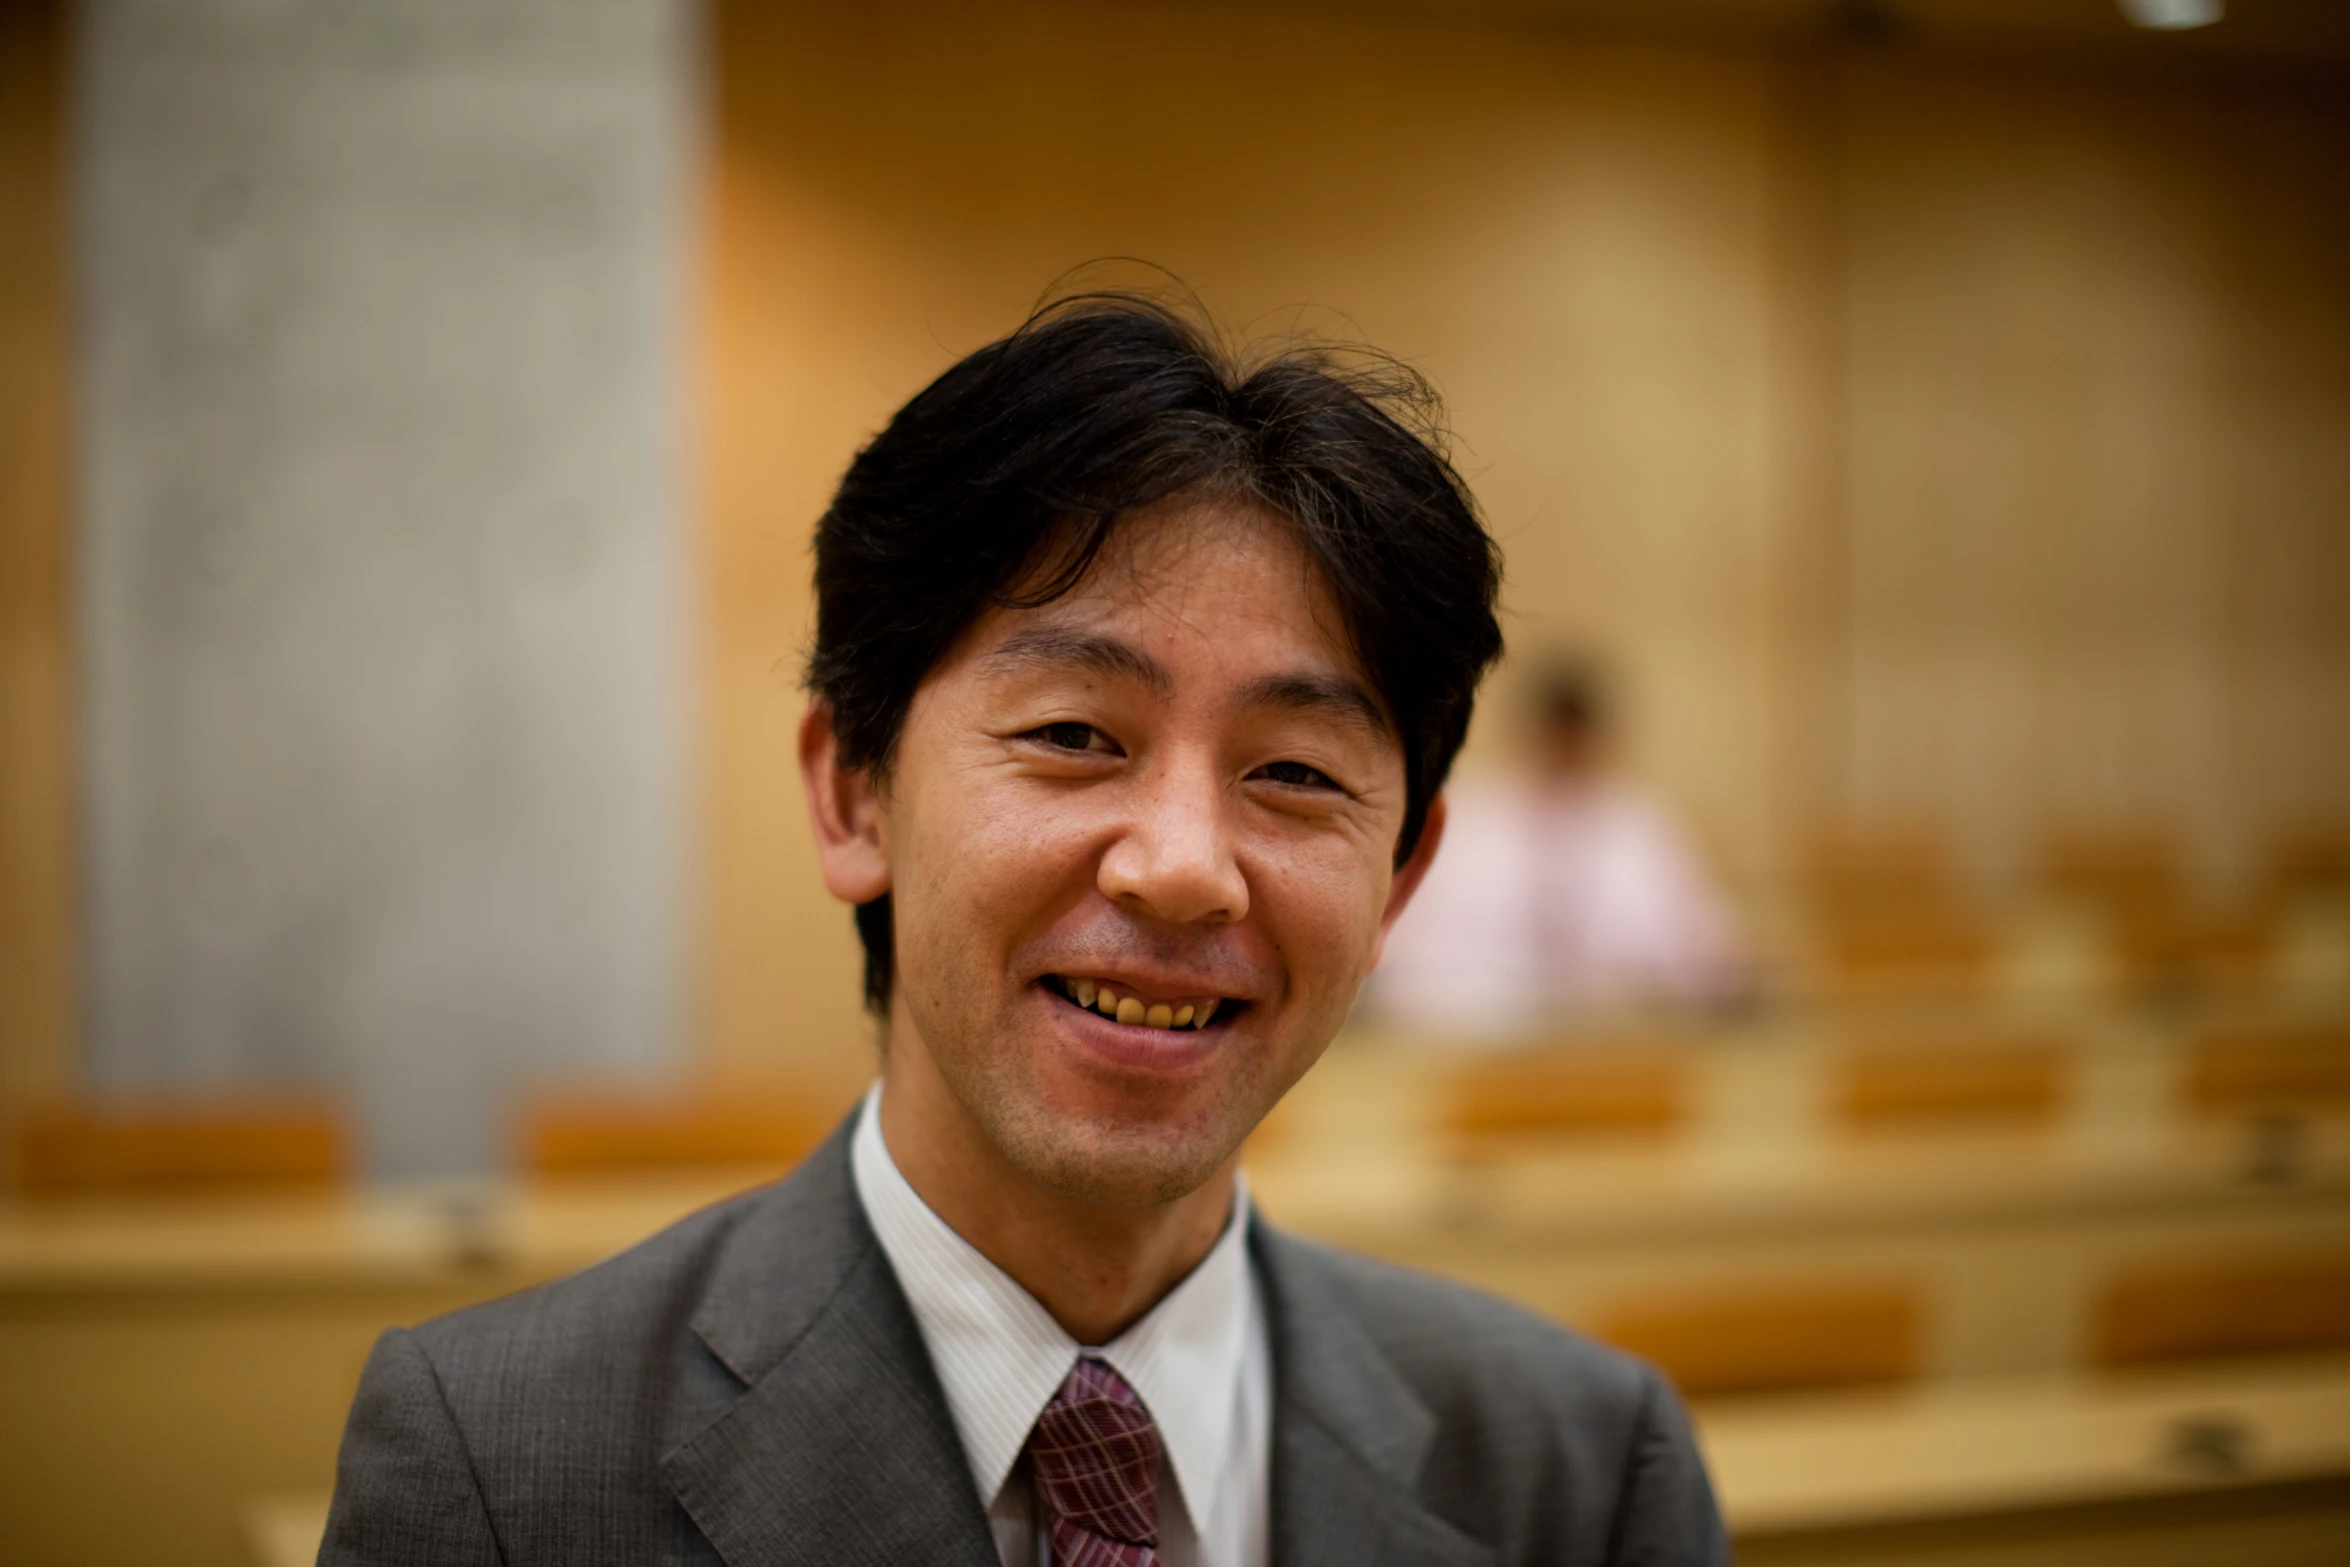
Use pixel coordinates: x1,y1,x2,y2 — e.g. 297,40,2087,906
703,5,2350,1086
7,3,2346,1103
702,3,2350,1086
1833,54,2350,898
703,0,1836,1088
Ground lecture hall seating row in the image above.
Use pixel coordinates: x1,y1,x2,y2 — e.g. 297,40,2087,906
3,1052,2345,1566
1801,821,2350,1001
11,1011,2346,1197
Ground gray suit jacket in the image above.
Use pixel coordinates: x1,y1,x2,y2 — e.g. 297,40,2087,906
319,1120,1725,1565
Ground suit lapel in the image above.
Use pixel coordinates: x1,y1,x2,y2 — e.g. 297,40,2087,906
659,1125,998,1567
1254,1224,1496,1567
657,1125,1494,1566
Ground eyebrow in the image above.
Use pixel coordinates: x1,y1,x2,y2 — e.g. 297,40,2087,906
981,626,1392,737
981,628,1173,698
1235,671,1394,738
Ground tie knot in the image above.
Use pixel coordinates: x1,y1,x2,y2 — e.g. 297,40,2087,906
1028,1357,1162,1563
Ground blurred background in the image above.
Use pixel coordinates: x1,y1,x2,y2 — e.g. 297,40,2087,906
3,0,2348,1562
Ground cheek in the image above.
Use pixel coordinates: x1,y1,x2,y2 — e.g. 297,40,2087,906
1254,840,1395,995
890,776,1097,962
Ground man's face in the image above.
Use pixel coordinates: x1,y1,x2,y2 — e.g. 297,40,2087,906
868,497,1433,1209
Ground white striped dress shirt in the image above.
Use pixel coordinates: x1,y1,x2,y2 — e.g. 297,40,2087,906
850,1086,1272,1567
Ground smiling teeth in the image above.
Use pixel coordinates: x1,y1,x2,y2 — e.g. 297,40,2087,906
1062,979,1223,1030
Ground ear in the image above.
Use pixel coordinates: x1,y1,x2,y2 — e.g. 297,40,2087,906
1367,793,1445,972
798,703,892,905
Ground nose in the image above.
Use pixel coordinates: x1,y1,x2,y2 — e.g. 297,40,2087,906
1096,751,1249,927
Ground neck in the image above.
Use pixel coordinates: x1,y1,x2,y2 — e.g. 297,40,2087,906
874,1024,1238,1346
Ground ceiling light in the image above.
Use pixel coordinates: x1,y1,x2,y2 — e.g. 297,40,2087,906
2117,0,2223,29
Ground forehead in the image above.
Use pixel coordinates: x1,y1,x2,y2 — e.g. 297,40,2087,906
980,497,1365,684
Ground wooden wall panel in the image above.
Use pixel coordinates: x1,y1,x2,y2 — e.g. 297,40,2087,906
703,7,2350,1077
0,0,74,1138
1832,57,2350,900
703,0,1823,1082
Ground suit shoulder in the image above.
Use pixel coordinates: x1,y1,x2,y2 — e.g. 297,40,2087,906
408,1180,772,1395
1263,1228,1660,1425
331,1135,878,1560
1257,1228,1724,1563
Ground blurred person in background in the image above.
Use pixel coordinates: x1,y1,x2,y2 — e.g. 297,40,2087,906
1374,659,1751,1036
316,297,1724,1565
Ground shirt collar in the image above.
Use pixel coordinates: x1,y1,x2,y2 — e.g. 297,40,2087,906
850,1083,1255,1536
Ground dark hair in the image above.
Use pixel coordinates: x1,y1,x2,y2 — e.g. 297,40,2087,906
1535,657,1606,733
808,293,1504,1012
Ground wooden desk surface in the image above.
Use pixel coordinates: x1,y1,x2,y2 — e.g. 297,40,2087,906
0,1170,771,1297
1250,1125,2350,1251
1702,1353,2350,1535
242,1493,329,1567
1245,1028,2350,1254
3,1131,2341,1304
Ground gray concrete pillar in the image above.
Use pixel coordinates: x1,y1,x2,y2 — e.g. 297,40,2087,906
75,0,696,1177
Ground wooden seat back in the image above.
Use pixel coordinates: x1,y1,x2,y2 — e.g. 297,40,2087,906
519,1090,827,1178
1811,908,1998,998
1442,1051,1690,1145
2183,1024,2350,1115
10,1097,348,1197
2093,1253,2350,1367
2036,827,2180,916
2264,824,2350,902
1591,1277,1925,1399
2113,907,2279,992
1806,825,1960,916
1831,1039,2065,1130
1803,826,1996,999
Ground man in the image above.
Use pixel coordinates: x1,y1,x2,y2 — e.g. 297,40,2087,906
1375,660,1751,1036
320,297,1726,1565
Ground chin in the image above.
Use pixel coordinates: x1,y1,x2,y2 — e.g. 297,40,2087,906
995,1101,1241,1211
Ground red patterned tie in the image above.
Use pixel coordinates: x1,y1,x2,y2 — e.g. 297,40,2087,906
1026,1357,1163,1567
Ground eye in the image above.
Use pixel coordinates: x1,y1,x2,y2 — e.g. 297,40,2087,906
1026,721,1117,755
1254,759,1340,791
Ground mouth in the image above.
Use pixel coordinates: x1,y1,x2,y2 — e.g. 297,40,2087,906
1042,974,1244,1033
